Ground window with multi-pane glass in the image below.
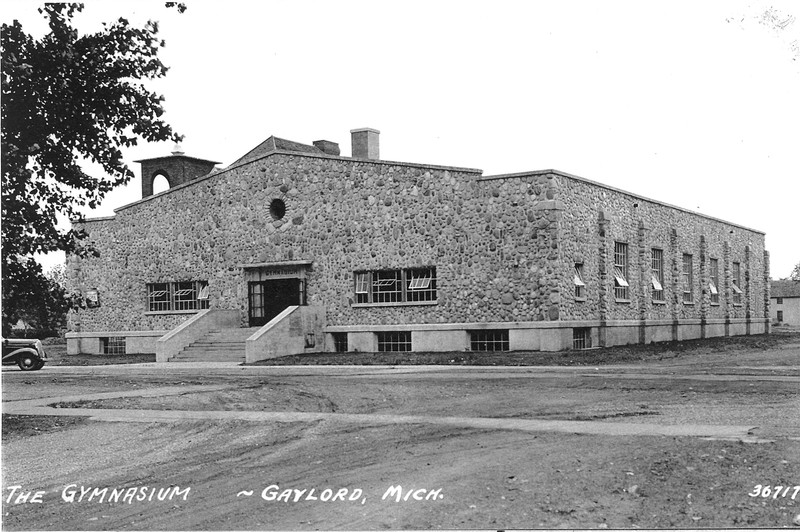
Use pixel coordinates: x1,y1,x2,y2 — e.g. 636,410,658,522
354,267,436,304
709,258,720,304
651,249,664,302
613,242,629,301
377,331,412,352
732,262,742,304
682,254,693,303
147,281,209,312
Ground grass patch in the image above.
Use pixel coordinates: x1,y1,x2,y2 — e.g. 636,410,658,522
248,330,800,366
2,414,90,442
41,343,156,365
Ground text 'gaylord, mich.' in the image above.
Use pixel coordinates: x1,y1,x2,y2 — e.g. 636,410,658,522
5,484,444,506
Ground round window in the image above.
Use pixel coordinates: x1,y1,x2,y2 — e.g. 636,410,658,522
269,198,286,220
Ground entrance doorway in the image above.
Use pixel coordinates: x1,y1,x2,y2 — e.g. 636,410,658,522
248,278,305,327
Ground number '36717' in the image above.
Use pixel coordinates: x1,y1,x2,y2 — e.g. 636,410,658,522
748,485,799,499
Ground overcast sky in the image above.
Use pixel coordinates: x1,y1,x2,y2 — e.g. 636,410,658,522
5,0,799,278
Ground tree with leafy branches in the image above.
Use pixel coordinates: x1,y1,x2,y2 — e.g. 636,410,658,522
8,264,73,338
790,262,800,282
1,3,184,336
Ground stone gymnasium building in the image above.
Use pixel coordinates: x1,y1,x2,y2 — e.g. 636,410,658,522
66,128,770,362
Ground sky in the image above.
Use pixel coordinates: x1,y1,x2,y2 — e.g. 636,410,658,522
4,0,799,278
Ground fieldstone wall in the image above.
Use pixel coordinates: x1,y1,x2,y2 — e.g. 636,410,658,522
70,152,559,334
472,173,563,322
68,152,767,339
554,173,767,324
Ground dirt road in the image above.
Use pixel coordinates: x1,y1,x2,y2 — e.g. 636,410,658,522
2,340,799,529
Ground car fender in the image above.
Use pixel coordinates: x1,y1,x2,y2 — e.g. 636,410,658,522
3,347,40,362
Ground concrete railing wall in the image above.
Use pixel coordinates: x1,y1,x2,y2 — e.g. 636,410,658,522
246,305,326,363
156,309,240,362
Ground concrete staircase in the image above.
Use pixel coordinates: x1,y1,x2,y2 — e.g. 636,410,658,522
169,328,260,363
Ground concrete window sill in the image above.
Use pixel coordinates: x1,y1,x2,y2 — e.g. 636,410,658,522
652,300,666,305
574,297,587,302
615,299,631,304
144,310,202,316
353,301,438,308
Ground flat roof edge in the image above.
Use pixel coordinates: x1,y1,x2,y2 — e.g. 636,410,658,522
481,169,766,236
71,215,116,223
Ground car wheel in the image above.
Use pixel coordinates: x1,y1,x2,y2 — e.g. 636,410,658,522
18,355,40,371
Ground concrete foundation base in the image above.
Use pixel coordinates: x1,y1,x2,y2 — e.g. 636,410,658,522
325,317,769,353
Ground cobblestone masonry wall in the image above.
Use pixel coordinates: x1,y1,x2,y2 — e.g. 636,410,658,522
68,155,767,335
555,173,766,322
476,174,562,322
69,153,560,332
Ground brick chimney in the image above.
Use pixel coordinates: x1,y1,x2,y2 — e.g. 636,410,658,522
350,128,380,160
313,140,340,156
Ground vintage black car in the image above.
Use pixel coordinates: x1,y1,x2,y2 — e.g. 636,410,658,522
2,338,48,370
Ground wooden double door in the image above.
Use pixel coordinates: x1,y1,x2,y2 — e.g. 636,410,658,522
247,278,305,327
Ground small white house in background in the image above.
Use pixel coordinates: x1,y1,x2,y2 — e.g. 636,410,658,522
771,280,800,326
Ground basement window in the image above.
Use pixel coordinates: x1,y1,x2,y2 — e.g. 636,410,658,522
469,330,510,351
101,337,126,355
573,328,591,350
377,331,412,352
331,333,348,353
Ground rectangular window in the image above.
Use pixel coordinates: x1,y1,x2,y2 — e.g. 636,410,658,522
406,267,437,302
174,281,197,311
373,270,402,303
147,281,210,312
651,249,664,302
574,263,586,299
354,267,437,305
732,262,742,304
377,331,412,352
354,272,370,304
777,310,784,322
682,254,693,303
613,242,629,301
331,333,348,353
469,330,510,351
709,258,720,304
101,337,126,355
148,283,171,312
777,297,783,305
573,328,591,350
